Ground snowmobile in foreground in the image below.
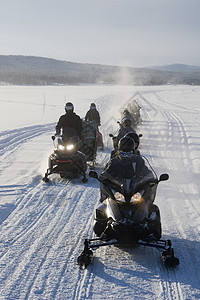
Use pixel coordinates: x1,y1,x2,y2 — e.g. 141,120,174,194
42,128,88,183
77,169,179,269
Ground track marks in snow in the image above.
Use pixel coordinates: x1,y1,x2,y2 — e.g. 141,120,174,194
0,143,107,299
0,178,99,299
139,92,200,300
1,87,200,299
0,124,54,155
0,117,109,298
0,124,55,178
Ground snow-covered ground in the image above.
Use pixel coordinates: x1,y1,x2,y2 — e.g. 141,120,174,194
0,85,200,299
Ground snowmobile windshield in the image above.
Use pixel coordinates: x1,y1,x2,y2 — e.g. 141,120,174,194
61,127,79,143
110,171,158,205
113,170,157,195
55,127,79,152
105,157,158,204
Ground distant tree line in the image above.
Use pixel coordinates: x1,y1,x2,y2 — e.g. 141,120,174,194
0,55,199,85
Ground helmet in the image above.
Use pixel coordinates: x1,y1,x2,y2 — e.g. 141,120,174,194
124,131,139,149
90,103,96,109
65,102,74,112
118,136,136,152
123,109,129,116
122,117,131,127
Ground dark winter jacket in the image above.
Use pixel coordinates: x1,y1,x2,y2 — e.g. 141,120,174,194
85,109,100,126
55,111,83,138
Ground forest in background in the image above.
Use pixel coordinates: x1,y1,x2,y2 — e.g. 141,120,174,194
0,55,200,85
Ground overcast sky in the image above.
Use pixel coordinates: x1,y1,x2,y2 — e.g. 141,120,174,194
0,0,199,67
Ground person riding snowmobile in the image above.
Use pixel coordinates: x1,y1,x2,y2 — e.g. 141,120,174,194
122,101,142,127
42,132,87,182
85,103,101,126
99,136,156,202
110,130,140,158
55,102,83,138
121,109,133,122
111,117,136,150
124,131,140,155
116,118,135,140
42,102,87,182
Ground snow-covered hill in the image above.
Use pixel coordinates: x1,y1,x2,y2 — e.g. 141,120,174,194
1,55,200,85
0,85,200,299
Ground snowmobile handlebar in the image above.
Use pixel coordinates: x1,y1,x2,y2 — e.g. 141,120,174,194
109,133,142,139
117,121,123,128
89,170,169,185
52,134,63,140
52,133,80,142
109,133,118,140
89,171,119,188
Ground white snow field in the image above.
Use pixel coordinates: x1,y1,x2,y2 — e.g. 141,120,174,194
0,85,200,300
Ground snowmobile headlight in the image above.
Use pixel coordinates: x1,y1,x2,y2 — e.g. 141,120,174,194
114,191,126,203
58,144,65,151
66,144,74,151
130,192,143,204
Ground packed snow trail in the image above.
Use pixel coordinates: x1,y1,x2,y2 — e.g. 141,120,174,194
0,85,200,299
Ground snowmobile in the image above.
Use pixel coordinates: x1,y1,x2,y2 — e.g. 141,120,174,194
77,166,179,269
42,128,88,183
121,100,142,130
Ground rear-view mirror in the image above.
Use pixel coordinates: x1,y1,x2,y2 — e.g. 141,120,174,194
159,174,169,182
89,171,99,179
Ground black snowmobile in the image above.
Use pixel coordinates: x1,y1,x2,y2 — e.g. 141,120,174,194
78,165,179,268
121,100,142,130
42,127,88,183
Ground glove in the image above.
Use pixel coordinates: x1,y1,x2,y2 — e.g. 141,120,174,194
55,131,60,136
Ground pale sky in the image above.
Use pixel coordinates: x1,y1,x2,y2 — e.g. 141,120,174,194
0,0,199,67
